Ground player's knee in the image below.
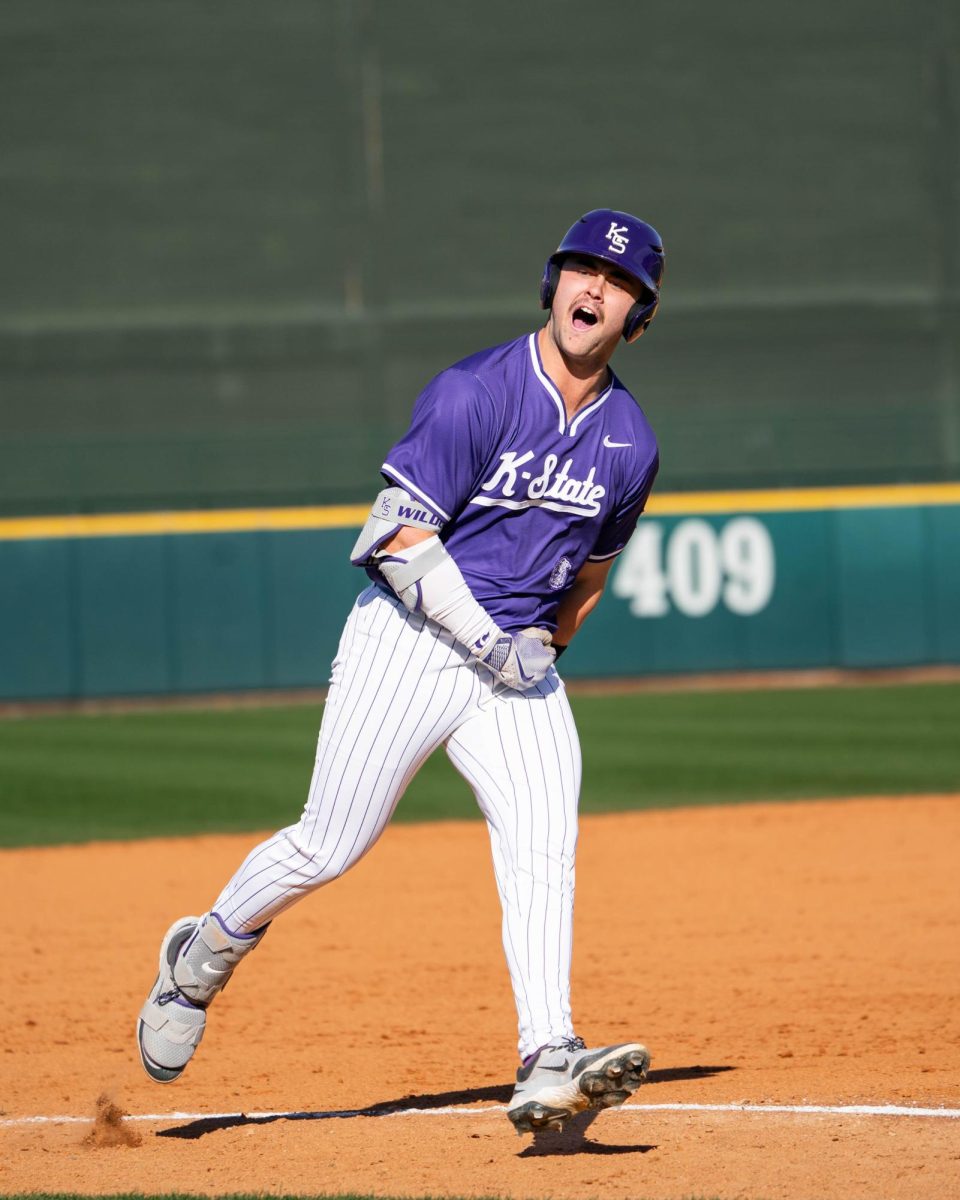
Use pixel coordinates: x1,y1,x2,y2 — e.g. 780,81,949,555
285,824,359,886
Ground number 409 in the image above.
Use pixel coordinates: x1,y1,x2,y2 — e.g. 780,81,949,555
612,517,776,618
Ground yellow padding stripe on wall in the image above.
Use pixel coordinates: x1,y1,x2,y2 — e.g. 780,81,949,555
649,482,960,515
1,483,959,541
0,505,370,541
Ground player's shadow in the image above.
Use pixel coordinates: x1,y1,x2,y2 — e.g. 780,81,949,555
156,1063,734,1143
518,1110,656,1156
157,1083,512,1139
647,1063,735,1085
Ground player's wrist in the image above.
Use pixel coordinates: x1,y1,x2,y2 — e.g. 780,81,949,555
466,621,507,662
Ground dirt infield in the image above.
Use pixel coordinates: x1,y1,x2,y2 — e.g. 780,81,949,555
1,796,959,1199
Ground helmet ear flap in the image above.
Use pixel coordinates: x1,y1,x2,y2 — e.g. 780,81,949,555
622,294,660,343
539,260,560,309
623,302,644,343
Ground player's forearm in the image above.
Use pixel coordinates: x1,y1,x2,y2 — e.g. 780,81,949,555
382,525,434,553
554,584,605,645
384,538,496,650
373,535,555,689
553,558,614,645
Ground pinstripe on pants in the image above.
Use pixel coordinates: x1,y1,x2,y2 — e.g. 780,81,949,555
213,585,581,1057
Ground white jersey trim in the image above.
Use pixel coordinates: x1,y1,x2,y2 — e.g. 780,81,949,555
527,334,566,435
527,333,614,437
470,495,601,517
381,464,452,523
569,381,614,436
587,546,625,562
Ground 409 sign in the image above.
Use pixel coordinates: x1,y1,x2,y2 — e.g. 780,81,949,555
613,517,776,618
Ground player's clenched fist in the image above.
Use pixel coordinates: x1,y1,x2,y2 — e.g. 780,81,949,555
478,627,556,690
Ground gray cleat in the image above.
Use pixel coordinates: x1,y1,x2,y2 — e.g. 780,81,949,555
506,1036,650,1135
137,916,205,1083
137,911,267,1084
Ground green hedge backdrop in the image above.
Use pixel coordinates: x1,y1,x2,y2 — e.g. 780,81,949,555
1,0,958,515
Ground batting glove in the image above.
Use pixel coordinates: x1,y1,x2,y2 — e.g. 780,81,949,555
479,627,556,691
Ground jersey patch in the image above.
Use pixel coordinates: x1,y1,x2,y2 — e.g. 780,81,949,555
549,556,574,591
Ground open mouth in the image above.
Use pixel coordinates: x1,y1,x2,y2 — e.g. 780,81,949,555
572,306,599,331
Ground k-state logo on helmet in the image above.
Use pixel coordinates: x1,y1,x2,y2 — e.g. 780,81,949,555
549,556,573,591
605,223,630,255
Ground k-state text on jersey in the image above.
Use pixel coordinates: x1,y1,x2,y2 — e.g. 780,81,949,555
477,451,606,516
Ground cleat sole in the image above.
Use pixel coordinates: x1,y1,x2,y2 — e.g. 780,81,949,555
136,1034,186,1084
507,1100,574,1135
576,1045,650,1111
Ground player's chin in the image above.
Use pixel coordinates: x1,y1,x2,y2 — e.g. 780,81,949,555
561,324,608,358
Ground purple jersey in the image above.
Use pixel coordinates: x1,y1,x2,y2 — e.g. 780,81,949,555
378,332,659,633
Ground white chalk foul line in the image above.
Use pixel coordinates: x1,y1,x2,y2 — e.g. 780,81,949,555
3,1102,960,1128
625,1103,960,1118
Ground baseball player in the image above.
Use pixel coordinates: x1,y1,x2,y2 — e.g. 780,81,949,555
138,209,664,1135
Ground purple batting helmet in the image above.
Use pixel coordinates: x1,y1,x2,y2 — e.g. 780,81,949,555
539,209,665,342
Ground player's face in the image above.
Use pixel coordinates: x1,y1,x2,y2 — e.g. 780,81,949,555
547,254,644,363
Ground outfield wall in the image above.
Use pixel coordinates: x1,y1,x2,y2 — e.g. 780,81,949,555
1,485,957,701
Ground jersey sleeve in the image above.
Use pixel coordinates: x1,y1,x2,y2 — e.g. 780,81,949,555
380,368,498,523
588,446,660,562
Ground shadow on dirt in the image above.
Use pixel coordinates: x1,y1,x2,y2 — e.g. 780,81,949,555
519,1110,658,1156
156,1063,734,1141
647,1063,735,1085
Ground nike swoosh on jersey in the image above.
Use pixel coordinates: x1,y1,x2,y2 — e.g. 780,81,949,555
603,435,632,448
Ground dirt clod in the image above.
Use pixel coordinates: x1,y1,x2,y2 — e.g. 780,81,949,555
82,1093,141,1149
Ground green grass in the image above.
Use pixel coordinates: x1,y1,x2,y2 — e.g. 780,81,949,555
1,683,958,848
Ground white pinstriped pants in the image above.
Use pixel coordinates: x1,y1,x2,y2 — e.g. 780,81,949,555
213,585,581,1058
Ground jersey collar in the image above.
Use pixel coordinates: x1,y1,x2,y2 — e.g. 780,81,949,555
527,333,613,437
